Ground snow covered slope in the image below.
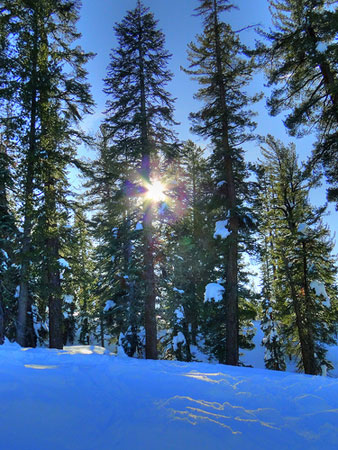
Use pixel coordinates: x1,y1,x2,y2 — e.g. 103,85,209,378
1,341,338,450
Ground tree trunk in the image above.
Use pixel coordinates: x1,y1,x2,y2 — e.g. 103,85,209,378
307,25,338,121
45,178,63,349
47,235,63,349
100,310,104,348
0,296,4,345
138,3,157,359
302,241,316,374
213,0,239,366
143,198,157,359
284,255,316,374
17,16,38,347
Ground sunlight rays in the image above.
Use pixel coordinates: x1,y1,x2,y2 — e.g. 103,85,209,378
144,179,166,203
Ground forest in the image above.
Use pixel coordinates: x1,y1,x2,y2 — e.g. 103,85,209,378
0,0,337,377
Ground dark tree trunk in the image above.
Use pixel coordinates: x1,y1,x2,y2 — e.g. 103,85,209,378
213,0,239,366
190,151,199,347
302,241,316,374
307,25,338,121
138,3,157,359
17,15,38,347
143,197,158,359
284,256,316,375
0,296,4,345
45,180,63,349
100,310,104,348
47,235,63,349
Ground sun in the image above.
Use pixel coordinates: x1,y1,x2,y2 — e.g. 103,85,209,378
145,180,166,203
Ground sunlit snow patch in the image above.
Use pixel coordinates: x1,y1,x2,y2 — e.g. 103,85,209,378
204,283,225,303
173,287,184,294
174,307,184,320
172,332,186,351
214,220,230,239
64,295,73,304
14,285,20,298
24,364,58,370
310,280,330,307
58,258,70,269
61,345,108,355
103,300,115,312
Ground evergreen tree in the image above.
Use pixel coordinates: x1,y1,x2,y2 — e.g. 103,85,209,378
184,0,259,365
160,140,216,361
259,0,338,202
0,135,17,344
68,206,98,346
1,0,93,348
87,128,146,355
261,299,286,371
102,1,177,359
257,135,338,374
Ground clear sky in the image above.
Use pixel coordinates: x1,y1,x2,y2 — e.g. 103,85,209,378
75,0,337,249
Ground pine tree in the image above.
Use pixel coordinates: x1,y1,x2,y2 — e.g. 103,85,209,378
103,1,177,359
257,135,338,374
67,206,98,346
160,140,216,361
0,135,17,344
184,0,259,365
260,0,338,202
1,0,93,348
86,128,145,355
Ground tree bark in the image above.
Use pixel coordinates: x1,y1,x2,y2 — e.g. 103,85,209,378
17,12,38,347
302,241,316,374
47,235,63,349
306,25,338,122
0,296,4,345
213,0,239,366
45,175,63,349
283,255,316,375
138,3,157,359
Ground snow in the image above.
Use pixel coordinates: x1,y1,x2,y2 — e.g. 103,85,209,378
172,331,186,351
174,307,184,320
204,282,225,303
316,41,328,52
135,221,143,230
58,258,70,269
63,295,73,304
14,285,20,298
173,287,184,294
217,180,226,187
310,280,330,307
1,342,338,449
111,255,115,262
213,220,231,239
103,300,115,312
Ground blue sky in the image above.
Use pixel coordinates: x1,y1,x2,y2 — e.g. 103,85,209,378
75,0,337,249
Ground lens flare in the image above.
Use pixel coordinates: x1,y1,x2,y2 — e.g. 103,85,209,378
145,180,166,203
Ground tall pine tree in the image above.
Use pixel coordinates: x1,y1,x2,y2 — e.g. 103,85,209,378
256,135,338,374
103,1,177,359
1,0,93,348
184,0,259,365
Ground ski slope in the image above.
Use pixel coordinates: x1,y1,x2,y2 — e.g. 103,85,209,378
1,341,338,449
